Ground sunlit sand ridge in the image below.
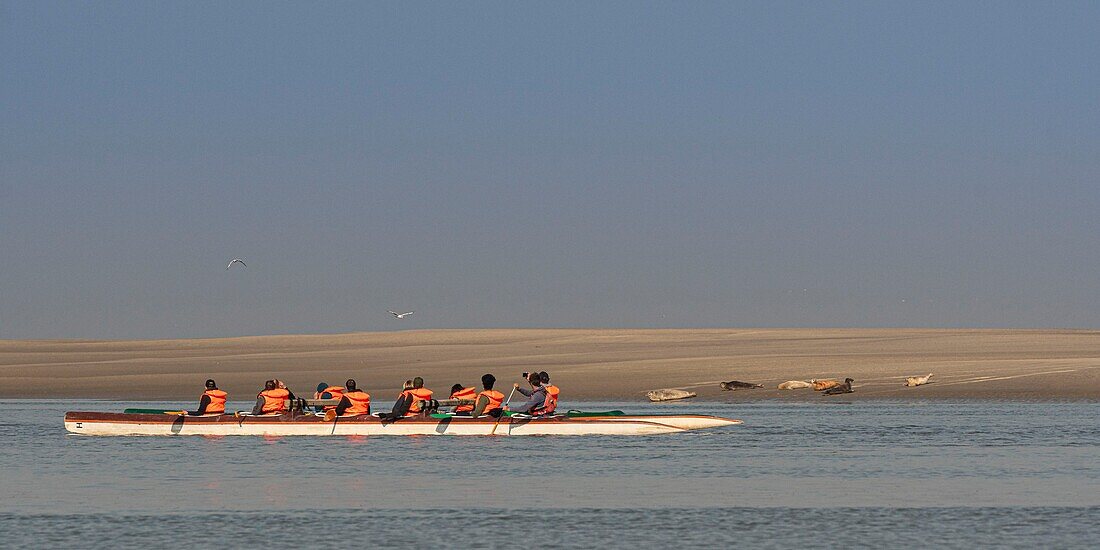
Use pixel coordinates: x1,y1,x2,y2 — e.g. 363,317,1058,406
2,328,1099,400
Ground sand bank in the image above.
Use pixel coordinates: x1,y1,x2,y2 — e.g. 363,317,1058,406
2,328,1099,401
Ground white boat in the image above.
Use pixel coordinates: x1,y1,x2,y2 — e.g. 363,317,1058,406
64,410,741,436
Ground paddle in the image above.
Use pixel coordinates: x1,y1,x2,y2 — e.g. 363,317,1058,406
489,385,518,436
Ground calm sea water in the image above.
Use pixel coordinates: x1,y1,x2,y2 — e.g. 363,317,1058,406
2,399,1099,548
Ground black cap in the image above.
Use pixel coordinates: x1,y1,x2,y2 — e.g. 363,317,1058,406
205,379,217,389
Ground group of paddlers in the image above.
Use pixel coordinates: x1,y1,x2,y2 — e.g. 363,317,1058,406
189,371,560,419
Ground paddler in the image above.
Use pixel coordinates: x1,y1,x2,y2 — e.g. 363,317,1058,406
405,377,434,416
314,381,346,411
469,373,505,417
187,379,227,416
531,371,559,416
251,379,290,415
385,377,434,418
449,383,477,414
333,379,371,417
273,379,297,401
510,372,548,415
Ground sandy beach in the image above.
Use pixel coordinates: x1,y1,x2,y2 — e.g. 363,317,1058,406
2,328,1099,401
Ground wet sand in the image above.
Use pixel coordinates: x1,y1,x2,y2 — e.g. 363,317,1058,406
2,328,1099,401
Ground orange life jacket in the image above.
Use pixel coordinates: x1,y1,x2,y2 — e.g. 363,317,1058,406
259,388,290,414
316,386,346,399
404,387,434,415
316,386,346,410
202,389,227,414
450,386,477,412
534,385,559,415
476,389,505,415
342,389,371,416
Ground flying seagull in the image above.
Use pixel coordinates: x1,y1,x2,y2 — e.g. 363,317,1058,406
388,310,414,319
226,259,247,270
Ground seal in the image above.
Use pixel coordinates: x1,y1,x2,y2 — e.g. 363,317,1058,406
822,378,854,395
811,379,840,391
720,381,764,390
778,380,813,390
905,373,933,387
646,389,697,402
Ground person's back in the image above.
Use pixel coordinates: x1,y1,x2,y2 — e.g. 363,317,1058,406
253,380,290,415
450,384,477,414
533,371,559,416
379,380,415,420
314,382,346,411
471,374,505,417
189,379,227,416
404,377,433,416
335,379,371,417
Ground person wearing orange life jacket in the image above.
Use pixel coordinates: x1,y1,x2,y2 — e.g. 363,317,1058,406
531,371,560,416
384,377,434,418
449,384,477,414
251,380,290,415
404,377,434,416
313,382,346,411
333,379,371,417
188,379,227,416
469,373,505,417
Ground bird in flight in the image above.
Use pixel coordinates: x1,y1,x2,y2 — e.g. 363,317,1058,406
388,310,414,319
226,259,247,270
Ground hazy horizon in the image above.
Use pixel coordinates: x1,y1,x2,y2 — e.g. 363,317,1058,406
3,2,1099,339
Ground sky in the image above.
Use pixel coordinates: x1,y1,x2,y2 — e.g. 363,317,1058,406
2,1,1099,339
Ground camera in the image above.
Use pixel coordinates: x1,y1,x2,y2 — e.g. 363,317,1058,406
521,372,530,378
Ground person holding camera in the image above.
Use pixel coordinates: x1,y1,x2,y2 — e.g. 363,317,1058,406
510,371,548,414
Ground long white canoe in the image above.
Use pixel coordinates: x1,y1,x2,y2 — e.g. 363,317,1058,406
64,411,741,436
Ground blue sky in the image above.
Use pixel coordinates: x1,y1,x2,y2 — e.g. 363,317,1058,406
2,1,1099,338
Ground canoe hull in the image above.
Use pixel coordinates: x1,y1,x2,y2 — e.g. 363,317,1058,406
64,411,741,436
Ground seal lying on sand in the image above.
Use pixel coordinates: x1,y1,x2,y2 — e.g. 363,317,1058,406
823,378,854,395
720,381,764,390
647,389,697,402
778,380,813,390
905,373,933,387
811,379,840,391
